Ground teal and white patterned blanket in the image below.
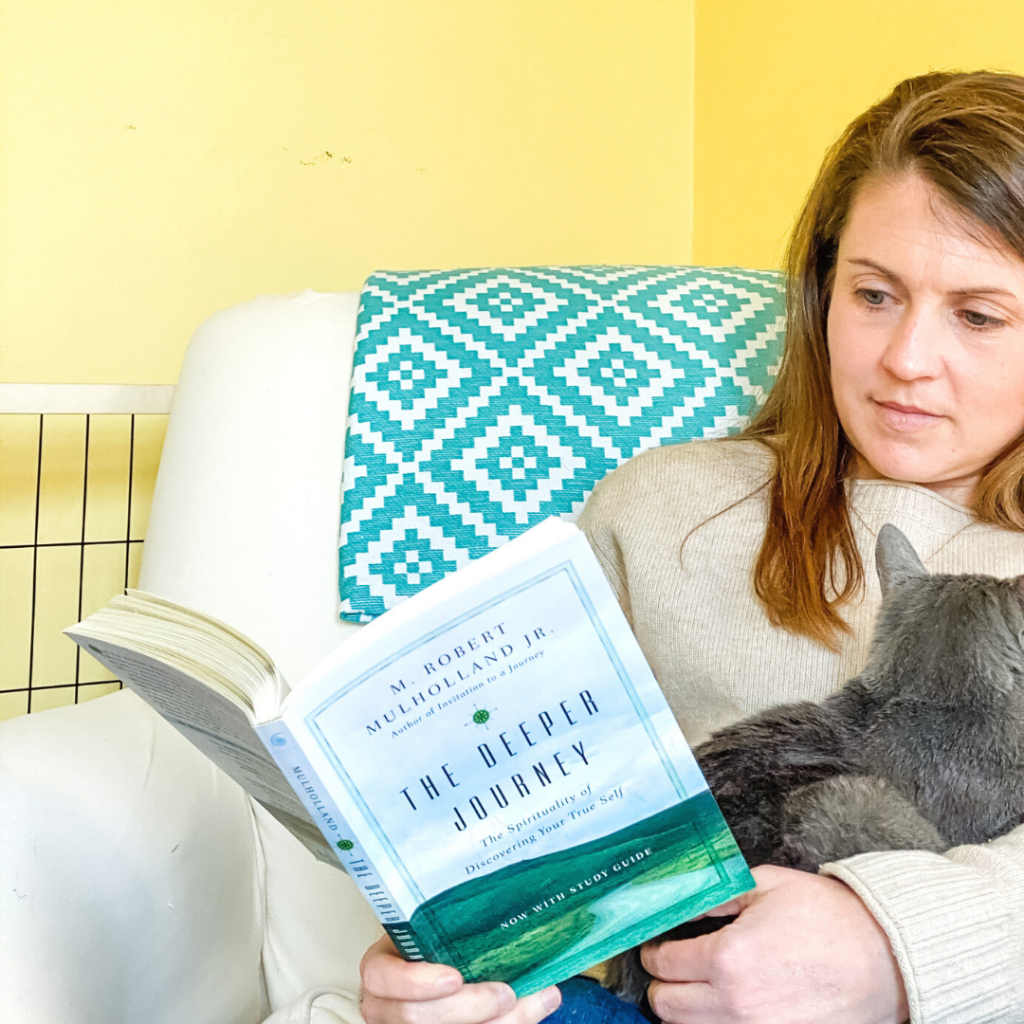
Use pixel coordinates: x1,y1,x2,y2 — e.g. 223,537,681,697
339,265,785,621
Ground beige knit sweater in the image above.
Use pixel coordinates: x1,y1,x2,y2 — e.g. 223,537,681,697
577,438,1024,1024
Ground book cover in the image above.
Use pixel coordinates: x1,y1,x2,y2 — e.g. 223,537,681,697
261,525,753,994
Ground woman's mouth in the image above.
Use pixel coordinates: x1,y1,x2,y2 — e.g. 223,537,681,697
872,400,943,430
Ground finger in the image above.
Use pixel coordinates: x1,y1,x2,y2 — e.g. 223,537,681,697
702,898,742,917
695,872,774,921
496,987,562,1024
360,936,464,1000
747,863,793,889
686,896,744,922
642,930,724,983
361,983,518,1024
647,980,722,1024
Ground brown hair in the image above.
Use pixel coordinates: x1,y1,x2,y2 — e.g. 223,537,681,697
741,70,1024,648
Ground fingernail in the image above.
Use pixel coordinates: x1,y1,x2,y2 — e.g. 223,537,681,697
541,987,562,1013
494,983,517,1012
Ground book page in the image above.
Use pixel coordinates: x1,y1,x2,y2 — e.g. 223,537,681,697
91,590,288,721
64,633,327,858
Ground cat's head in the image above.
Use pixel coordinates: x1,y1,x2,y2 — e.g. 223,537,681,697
867,525,1024,702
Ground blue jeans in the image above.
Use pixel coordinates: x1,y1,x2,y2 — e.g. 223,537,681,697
546,977,649,1024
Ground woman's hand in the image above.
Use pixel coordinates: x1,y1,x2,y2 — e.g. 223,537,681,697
643,865,909,1024
359,935,562,1024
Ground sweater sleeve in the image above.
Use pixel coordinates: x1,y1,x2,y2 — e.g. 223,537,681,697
821,823,1024,1023
576,464,635,628
260,987,364,1024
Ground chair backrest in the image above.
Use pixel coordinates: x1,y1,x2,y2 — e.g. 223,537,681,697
141,290,365,680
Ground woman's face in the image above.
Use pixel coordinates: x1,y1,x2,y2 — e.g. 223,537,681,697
827,173,1024,506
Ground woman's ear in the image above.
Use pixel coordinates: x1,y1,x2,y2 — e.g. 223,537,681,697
875,524,928,599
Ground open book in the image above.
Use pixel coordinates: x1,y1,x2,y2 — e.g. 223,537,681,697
66,518,752,995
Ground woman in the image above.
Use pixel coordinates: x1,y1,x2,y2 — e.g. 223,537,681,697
359,71,1024,1024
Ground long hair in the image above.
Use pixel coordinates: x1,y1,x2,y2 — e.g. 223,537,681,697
743,71,1024,648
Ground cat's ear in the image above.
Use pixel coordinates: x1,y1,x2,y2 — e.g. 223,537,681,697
875,524,927,598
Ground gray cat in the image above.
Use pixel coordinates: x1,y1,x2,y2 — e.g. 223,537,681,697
609,523,1024,1007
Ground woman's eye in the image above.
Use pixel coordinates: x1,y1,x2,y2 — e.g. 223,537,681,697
858,289,887,306
961,309,1001,328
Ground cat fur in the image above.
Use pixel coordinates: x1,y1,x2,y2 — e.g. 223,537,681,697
607,524,1024,1007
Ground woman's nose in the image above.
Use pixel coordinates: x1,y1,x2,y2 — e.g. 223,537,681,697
879,306,942,381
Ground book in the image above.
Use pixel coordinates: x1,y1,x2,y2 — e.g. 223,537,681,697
65,517,753,995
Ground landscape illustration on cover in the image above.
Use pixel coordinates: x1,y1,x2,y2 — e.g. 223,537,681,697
394,790,750,995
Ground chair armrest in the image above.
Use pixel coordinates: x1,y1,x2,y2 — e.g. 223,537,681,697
0,690,264,1024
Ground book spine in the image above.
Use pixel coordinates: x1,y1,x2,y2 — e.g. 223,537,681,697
384,922,430,962
255,721,425,945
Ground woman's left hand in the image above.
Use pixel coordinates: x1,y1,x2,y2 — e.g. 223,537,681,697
642,865,910,1024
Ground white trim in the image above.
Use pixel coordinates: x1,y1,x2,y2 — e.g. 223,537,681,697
0,384,175,415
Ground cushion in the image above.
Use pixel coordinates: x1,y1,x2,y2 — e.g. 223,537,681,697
339,265,784,620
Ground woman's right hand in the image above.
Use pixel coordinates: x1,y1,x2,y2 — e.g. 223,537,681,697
359,936,562,1024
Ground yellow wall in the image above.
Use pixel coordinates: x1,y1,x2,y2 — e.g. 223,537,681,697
693,0,1024,270
0,1,695,386
10,2,1024,377
8,3,1024,716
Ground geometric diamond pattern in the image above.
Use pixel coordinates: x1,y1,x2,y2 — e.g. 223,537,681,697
452,410,587,521
339,265,785,620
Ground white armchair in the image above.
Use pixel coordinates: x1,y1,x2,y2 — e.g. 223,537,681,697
0,291,381,1024
0,270,783,1023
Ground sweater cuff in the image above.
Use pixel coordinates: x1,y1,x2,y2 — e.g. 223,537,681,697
821,850,1021,1024
261,987,363,1024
